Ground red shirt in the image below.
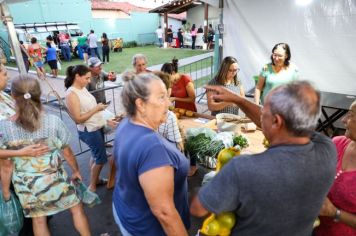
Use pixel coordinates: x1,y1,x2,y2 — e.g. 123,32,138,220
171,74,197,112
315,136,356,236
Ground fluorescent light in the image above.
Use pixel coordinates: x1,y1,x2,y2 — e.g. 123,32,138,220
193,1,202,5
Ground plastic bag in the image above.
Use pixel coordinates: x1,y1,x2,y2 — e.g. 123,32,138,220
102,109,115,134
57,61,62,71
73,180,101,208
212,131,234,148
186,127,216,139
0,191,24,235
202,171,216,185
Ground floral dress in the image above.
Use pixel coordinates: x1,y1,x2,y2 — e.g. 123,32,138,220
0,114,79,217
0,91,16,120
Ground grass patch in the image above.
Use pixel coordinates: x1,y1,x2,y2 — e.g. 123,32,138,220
6,45,207,76
194,75,213,88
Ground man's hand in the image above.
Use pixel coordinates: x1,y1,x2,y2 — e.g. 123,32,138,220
205,85,240,104
107,119,119,129
19,144,49,157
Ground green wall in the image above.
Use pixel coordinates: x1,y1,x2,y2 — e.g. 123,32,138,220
88,12,159,43
1,0,159,44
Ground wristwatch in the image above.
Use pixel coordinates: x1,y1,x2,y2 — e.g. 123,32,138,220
334,208,341,222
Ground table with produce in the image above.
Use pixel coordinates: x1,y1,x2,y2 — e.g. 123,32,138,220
174,108,266,236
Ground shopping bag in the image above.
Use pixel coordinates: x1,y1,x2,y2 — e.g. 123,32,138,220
0,191,24,235
102,109,115,134
73,180,101,208
57,61,62,71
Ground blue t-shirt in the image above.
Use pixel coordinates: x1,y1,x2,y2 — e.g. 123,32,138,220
46,47,57,61
113,118,190,235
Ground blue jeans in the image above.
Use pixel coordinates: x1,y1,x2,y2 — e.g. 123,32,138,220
90,47,101,60
77,45,83,59
78,128,107,165
60,44,71,61
112,203,132,236
158,38,163,47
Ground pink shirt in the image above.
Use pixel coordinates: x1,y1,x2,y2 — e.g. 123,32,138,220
315,136,356,236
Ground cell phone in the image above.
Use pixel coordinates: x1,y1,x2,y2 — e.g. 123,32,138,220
104,101,111,105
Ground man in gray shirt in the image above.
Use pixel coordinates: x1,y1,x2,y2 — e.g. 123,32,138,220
190,81,337,236
87,57,115,104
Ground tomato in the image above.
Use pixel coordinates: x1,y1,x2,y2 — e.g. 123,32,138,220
216,212,236,229
203,219,220,235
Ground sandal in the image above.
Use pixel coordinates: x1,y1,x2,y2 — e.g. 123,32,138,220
96,178,108,186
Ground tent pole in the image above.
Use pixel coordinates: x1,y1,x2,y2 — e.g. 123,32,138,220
0,2,26,74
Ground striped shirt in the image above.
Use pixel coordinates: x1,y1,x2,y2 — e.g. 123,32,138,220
208,78,241,116
158,111,182,145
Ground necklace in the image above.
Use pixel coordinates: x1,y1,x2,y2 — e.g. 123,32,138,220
335,169,343,180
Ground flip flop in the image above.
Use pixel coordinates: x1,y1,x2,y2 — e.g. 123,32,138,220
96,178,108,186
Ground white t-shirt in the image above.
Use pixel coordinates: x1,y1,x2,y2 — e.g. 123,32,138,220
88,33,98,48
156,28,163,39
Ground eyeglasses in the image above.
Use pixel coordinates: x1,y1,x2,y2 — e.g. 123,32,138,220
272,53,285,58
228,68,240,73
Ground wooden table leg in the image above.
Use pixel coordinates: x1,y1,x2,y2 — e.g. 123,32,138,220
106,158,116,189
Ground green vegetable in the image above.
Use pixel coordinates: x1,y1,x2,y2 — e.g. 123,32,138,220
185,134,225,163
233,135,249,149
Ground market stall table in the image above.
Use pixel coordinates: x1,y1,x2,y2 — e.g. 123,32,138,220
316,91,356,136
106,114,266,188
178,115,266,154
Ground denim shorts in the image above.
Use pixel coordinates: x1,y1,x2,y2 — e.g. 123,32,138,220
78,128,107,165
34,61,44,68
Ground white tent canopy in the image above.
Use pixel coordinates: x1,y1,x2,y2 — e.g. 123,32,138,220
223,0,356,95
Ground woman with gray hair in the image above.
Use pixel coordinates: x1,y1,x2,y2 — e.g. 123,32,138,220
112,72,190,235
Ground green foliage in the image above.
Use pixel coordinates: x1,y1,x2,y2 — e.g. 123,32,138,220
123,41,137,48
185,133,225,159
233,135,249,149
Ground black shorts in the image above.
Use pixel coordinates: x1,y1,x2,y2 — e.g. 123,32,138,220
48,60,58,70
208,35,214,42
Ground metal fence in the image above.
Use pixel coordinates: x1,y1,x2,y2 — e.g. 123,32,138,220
179,54,214,103
43,84,123,156
42,54,214,156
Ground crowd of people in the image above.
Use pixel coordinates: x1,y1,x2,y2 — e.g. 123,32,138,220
156,23,215,50
20,29,113,80
0,39,355,236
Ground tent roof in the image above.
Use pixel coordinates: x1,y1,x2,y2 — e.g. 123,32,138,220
149,0,199,14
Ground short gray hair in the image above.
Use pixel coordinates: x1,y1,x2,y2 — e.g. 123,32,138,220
132,54,147,66
121,72,160,116
268,80,321,136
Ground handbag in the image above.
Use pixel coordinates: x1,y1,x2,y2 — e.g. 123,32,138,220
0,191,24,235
73,179,101,208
